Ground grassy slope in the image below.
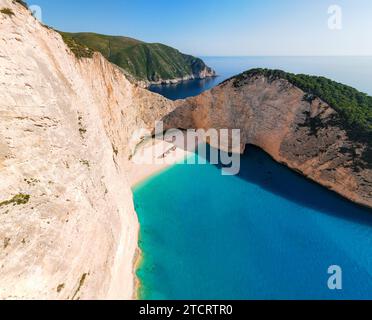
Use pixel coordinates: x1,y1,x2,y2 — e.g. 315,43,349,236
230,69,372,142
59,32,214,82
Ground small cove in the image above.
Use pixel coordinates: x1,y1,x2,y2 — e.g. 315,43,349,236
135,57,372,299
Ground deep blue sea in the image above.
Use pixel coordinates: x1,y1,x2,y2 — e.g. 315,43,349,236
149,56,372,99
136,57,372,300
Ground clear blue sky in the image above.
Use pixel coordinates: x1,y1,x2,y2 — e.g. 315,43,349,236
32,0,372,56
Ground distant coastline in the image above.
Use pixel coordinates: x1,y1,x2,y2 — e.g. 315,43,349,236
139,73,218,89
59,31,217,86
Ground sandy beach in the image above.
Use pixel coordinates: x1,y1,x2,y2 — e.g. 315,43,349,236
127,130,196,187
127,130,197,299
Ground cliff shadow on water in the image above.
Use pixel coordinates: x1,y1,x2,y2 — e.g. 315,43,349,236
201,144,372,226
135,142,372,299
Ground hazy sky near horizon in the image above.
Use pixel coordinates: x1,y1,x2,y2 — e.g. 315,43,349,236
32,0,372,56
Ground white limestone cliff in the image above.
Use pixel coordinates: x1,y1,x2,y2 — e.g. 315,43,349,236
0,0,174,299
1,0,370,301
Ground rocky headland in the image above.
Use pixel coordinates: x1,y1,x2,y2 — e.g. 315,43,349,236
164,70,372,208
58,32,217,87
0,0,370,300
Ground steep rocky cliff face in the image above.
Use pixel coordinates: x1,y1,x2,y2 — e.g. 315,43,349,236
58,32,216,86
1,0,371,301
165,73,372,208
0,0,174,299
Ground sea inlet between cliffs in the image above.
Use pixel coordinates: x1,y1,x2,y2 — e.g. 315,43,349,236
135,56,372,300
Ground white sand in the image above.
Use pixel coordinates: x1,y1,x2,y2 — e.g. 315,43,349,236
127,130,196,187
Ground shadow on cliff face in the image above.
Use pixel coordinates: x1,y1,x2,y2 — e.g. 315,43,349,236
204,144,372,227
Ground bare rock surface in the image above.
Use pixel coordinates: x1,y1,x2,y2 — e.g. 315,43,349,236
0,0,370,301
166,74,372,208
0,0,174,299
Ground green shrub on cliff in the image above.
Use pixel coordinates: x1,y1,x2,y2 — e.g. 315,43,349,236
13,0,28,9
60,33,94,58
1,8,15,16
231,68,372,141
0,194,30,207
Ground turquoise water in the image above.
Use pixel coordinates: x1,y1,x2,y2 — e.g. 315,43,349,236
137,57,372,299
134,147,372,300
149,56,372,99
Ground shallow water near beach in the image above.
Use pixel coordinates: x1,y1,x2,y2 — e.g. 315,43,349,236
136,57,372,299
134,146,372,299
